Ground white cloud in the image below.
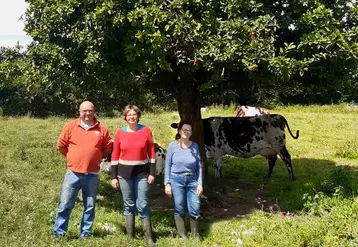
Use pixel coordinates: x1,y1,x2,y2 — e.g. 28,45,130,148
0,0,32,47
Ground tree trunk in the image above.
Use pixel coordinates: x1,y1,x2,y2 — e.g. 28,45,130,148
174,65,208,188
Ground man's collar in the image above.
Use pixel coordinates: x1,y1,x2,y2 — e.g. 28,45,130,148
76,117,98,126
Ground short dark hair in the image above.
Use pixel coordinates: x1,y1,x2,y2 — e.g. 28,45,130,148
123,105,141,122
175,120,193,140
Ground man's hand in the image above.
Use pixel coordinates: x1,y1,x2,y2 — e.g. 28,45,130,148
110,179,119,190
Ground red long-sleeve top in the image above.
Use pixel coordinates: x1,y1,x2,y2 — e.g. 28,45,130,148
57,118,112,173
111,124,156,179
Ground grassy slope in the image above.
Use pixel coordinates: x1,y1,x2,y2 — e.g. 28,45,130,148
0,104,358,246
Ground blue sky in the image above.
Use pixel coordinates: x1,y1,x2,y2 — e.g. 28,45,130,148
0,0,32,47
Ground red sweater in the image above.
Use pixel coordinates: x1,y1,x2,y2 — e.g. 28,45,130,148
111,125,155,178
57,118,112,173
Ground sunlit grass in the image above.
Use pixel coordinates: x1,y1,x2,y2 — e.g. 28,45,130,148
1,104,358,246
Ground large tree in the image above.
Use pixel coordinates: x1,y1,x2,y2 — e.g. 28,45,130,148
23,0,358,179
24,0,358,108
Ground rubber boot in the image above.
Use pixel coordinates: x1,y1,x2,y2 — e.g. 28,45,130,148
125,215,135,239
190,217,200,239
141,217,155,247
174,215,187,239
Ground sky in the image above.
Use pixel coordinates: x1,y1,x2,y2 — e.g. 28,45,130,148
0,0,32,47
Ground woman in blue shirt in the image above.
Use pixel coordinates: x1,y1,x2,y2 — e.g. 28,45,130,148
164,120,203,239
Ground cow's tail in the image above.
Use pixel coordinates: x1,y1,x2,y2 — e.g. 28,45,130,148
282,117,299,139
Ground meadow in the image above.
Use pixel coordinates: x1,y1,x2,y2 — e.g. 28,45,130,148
0,104,358,247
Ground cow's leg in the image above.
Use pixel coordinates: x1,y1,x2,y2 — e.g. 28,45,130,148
213,155,223,177
278,146,295,181
264,156,278,178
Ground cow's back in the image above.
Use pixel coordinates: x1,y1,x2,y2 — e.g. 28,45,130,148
202,115,287,158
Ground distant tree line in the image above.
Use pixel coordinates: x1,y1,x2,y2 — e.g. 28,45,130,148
1,0,358,117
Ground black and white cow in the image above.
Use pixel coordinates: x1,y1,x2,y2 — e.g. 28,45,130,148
154,143,166,175
171,115,299,180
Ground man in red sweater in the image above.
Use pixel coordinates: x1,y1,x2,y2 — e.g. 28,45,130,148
53,101,112,239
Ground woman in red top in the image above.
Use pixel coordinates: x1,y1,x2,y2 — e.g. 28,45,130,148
110,105,156,246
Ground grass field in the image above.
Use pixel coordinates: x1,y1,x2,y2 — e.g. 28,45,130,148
1,104,358,247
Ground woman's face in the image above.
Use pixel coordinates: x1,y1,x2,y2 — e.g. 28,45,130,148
180,124,192,139
125,109,138,124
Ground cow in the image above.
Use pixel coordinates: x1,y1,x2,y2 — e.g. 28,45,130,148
154,143,166,175
236,105,271,117
100,143,166,176
171,115,299,180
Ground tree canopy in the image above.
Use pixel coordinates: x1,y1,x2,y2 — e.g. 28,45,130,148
0,0,357,116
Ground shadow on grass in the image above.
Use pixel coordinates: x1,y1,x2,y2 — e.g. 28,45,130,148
204,156,358,211
97,156,358,241
196,156,358,239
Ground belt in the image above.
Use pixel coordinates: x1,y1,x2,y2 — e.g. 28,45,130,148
178,172,193,176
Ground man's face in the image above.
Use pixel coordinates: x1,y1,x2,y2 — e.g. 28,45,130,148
79,102,95,123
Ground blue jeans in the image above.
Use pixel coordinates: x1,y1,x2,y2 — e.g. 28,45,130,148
53,169,99,236
170,173,200,218
118,176,150,219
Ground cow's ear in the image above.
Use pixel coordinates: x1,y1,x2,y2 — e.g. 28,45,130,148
170,123,178,129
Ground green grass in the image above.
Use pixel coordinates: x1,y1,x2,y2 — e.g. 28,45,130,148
1,104,358,246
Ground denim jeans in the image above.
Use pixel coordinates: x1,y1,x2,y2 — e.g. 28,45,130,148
170,173,200,218
53,169,99,236
118,176,150,219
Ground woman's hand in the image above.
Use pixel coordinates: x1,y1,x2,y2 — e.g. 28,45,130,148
110,179,119,190
165,184,172,197
148,175,155,184
196,184,203,196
